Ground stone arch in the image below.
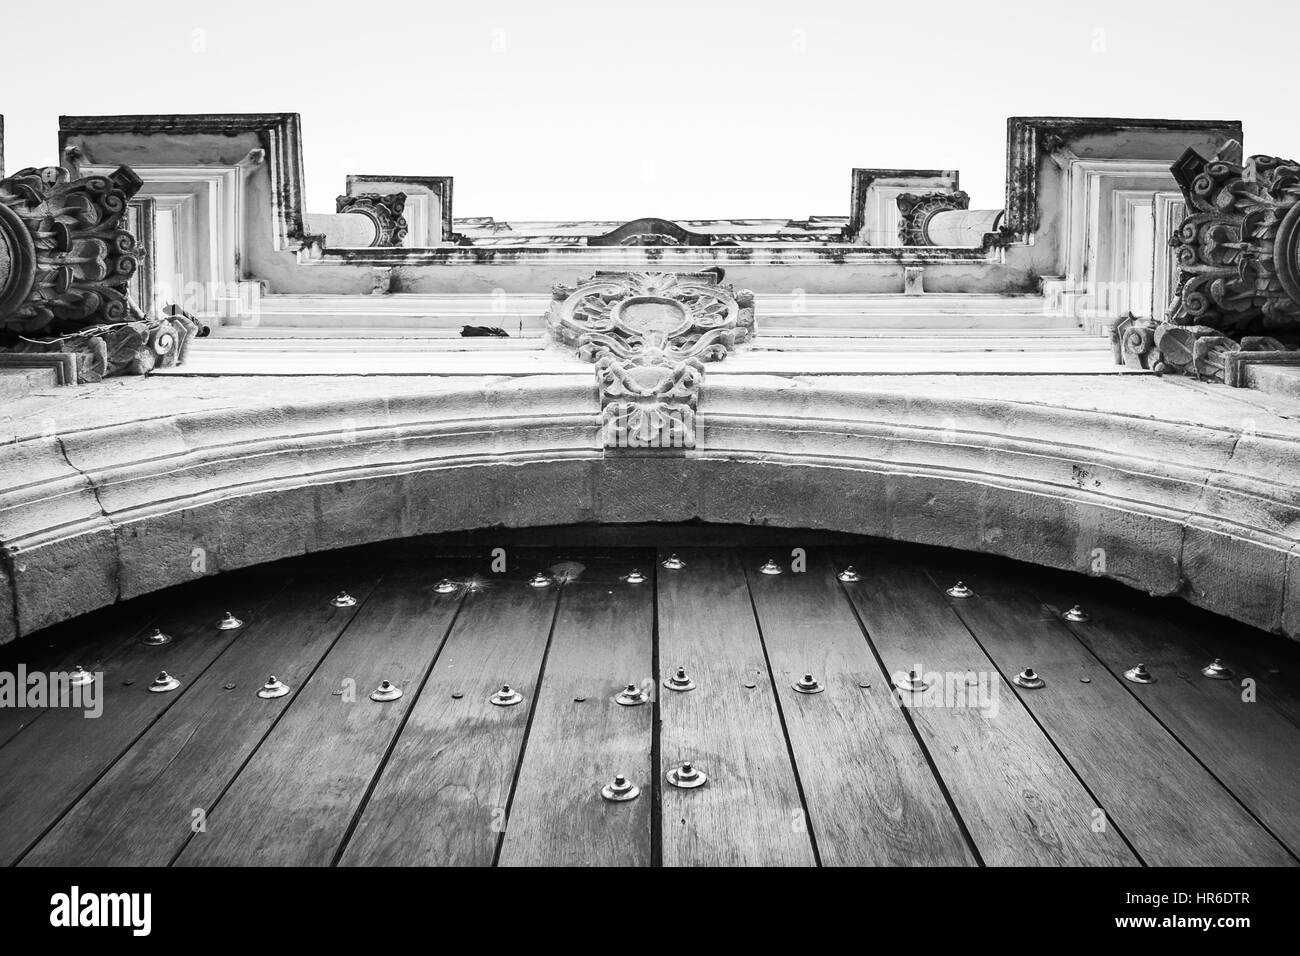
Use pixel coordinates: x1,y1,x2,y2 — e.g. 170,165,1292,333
3,376,1296,643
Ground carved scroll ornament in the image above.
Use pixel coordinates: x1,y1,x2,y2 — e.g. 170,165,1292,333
1117,143,1300,382
0,165,142,335
335,193,408,247
897,190,970,246
547,271,755,449
0,165,200,382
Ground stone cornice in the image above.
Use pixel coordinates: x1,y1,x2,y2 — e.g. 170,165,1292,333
1003,116,1242,243
311,244,1000,267
59,112,306,251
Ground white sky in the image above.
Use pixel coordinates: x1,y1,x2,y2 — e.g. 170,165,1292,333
2,0,1291,222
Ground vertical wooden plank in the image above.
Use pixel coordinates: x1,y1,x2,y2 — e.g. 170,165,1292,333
1030,571,1300,858
0,570,291,866
174,563,465,866
745,550,976,866
929,564,1295,866
497,553,654,867
656,548,816,866
338,558,561,866
839,556,1137,865
20,565,384,866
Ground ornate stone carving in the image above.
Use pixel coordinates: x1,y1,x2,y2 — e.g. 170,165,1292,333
897,190,970,246
1169,143,1300,335
0,165,203,382
547,270,755,449
335,193,408,246
1117,142,1300,382
4,307,200,382
0,165,142,335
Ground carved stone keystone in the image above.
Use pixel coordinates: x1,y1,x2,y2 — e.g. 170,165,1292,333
547,270,755,449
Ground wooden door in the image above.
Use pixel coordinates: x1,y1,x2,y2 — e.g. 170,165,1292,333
3,534,1297,866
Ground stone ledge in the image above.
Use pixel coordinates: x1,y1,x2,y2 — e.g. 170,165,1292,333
2,373,1298,643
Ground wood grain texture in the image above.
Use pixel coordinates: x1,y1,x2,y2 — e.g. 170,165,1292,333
1030,571,1300,859
839,555,1136,866
744,550,976,866
21,566,382,866
0,571,290,866
928,564,1295,867
497,554,654,867
656,548,816,866
174,564,463,866
339,557,561,867
0,603,159,750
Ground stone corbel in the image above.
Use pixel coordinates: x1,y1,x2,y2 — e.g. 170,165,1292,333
335,193,408,247
1131,141,1300,383
547,270,754,450
896,191,1005,247
0,164,196,381
897,191,970,245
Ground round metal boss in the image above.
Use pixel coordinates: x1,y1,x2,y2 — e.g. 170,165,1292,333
1063,605,1091,623
615,683,648,706
792,673,824,694
217,611,243,630
625,569,647,585
663,667,696,692
257,676,290,699
1124,663,1156,684
1013,667,1046,689
946,581,973,599
434,578,458,594
759,558,783,575
490,684,523,706
600,774,641,802
141,628,172,646
894,669,932,692
837,566,861,583
69,665,95,687
148,671,181,693
661,554,686,570
667,762,707,789
528,572,551,589
330,591,357,608
370,680,403,702
1201,658,1234,680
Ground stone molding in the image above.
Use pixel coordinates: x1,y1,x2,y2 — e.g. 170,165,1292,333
1,374,1298,644
546,271,754,448
59,113,306,251
1003,117,1241,244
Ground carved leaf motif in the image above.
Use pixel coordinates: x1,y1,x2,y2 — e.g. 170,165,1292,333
0,165,143,335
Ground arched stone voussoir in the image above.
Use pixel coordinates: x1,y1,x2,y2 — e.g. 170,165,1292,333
2,376,1299,644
